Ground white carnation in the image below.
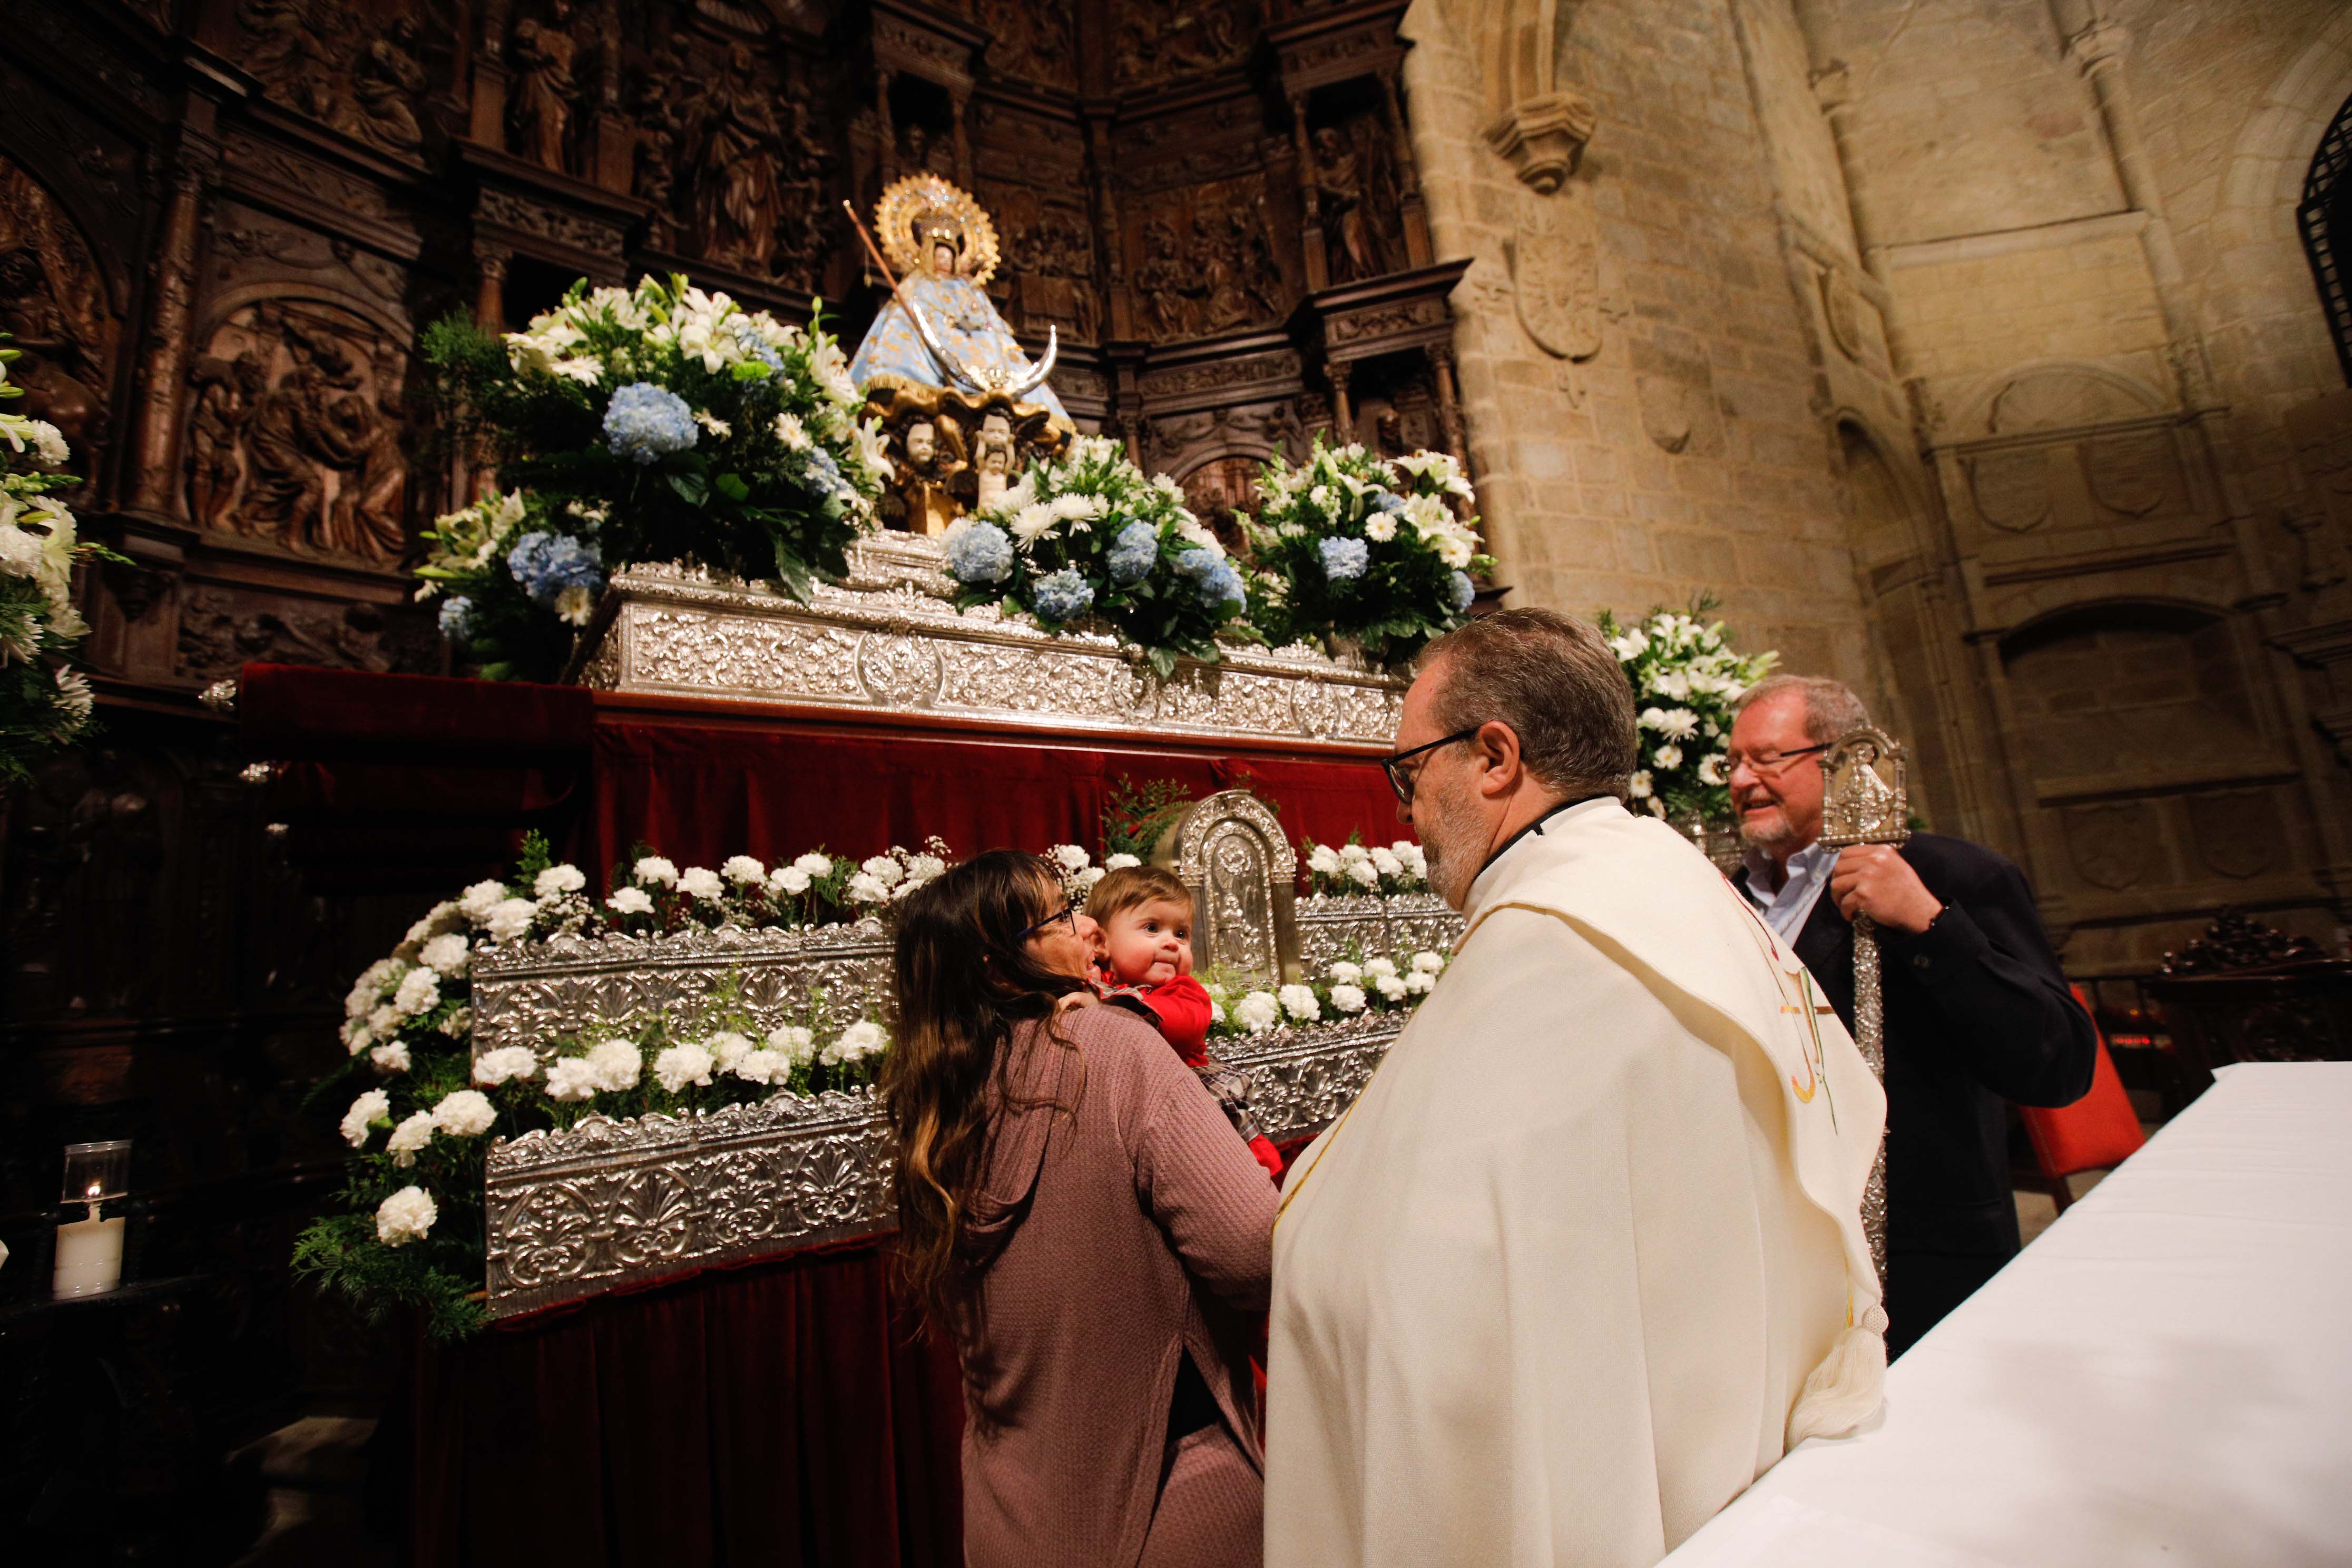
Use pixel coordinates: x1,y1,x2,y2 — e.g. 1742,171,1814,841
1278,984,1322,1022
370,1041,412,1074
846,872,889,903
533,864,587,899
1412,950,1447,974
904,854,947,887
633,856,680,888
431,1089,497,1138
586,1041,642,1092
375,1185,437,1247
1233,992,1282,1034
386,1110,436,1167
766,1024,817,1066
732,1048,788,1085
1404,969,1435,995
1369,847,1404,878
653,1042,717,1093
1104,853,1142,871
792,853,832,877
544,1057,601,1101
1078,866,1106,894
705,1031,756,1074
419,932,472,978
346,957,399,1018
340,1089,390,1148
403,901,459,946
678,867,725,901
1394,841,1426,876
771,867,811,896
1347,859,1380,888
438,1005,473,1038
607,885,655,916
1328,961,1363,985
458,879,508,922
342,1023,373,1057
368,1004,400,1036
473,1046,541,1086
721,855,767,885
1050,844,1090,874
393,967,442,1018
1361,956,1399,978
1375,973,1408,1002
485,897,538,944
1338,841,1373,864
1328,984,1368,1014
861,854,906,887
1307,845,1341,876
835,1021,887,1060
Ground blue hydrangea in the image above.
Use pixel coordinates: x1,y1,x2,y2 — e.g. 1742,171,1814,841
791,444,848,498
1369,490,1408,515
1448,570,1476,613
1319,535,1371,581
1107,521,1160,585
1031,566,1095,623
946,522,1014,584
1173,548,1221,581
727,321,785,371
1198,561,1248,612
438,595,475,642
603,382,698,465
507,531,606,607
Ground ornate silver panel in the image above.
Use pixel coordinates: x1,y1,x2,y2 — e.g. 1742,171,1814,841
1216,1014,1407,1144
566,546,1406,746
1158,790,1298,984
469,921,896,1060
1293,892,1464,974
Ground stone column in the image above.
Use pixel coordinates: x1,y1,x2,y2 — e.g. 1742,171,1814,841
475,247,509,331
123,148,213,520
1378,67,1432,268
1290,93,1328,293
1426,344,1466,460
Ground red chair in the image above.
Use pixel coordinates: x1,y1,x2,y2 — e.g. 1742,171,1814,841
2018,986,2148,1212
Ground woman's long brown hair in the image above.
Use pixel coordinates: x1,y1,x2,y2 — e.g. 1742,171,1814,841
883,849,1085,1328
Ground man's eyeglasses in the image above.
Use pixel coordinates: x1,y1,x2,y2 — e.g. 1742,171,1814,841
1724,742,1828,777
1019,899,1080,942
1381,726,1484,806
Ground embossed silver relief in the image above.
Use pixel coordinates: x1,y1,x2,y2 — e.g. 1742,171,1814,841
568,545,1407,744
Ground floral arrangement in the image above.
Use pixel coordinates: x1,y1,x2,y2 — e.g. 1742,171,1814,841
0,337,120,785
1597,603,1777,826
1241,440,1493,668
943,434,1251,679
420,274,891,680
1298,835,1429,897
292,832,935,1339
1207,948,1451,1041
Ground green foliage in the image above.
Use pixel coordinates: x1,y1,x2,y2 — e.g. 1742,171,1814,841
1101,775,1195,861
1595,597,1778,828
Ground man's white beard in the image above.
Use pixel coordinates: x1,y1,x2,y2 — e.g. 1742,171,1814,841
1737,805,1805,854
1416,791,1486,910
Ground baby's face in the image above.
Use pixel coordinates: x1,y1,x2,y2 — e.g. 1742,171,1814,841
1102,897,1193,986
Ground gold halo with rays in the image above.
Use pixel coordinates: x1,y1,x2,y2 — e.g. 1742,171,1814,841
874,173,1002,287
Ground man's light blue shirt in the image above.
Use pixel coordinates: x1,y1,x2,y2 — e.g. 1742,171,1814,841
1742,839,1837,947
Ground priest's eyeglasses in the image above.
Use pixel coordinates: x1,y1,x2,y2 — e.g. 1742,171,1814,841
1723,742,1828,777
1382,726,1484,806
1020,899,1080,942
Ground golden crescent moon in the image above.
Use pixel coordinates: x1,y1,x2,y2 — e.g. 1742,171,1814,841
873,173,1002,288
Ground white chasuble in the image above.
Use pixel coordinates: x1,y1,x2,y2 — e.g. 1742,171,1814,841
1266,798,1887,1568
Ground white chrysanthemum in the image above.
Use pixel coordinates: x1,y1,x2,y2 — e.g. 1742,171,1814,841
1277,984,1321,1022
845,872,889,903
1403,969,1435,995
1010,502,1057,545
485,897,538,944
458,879,509,923
608,885,655,916
1233,992,1282,1034
1328,984,1368,1014
473,1045,540,1086
1369,847,1403,878
861,854,906,887
771,867,811,897
1327,961,1363,985
394,967,442,1018
1347,859,1380,888
1375,973,1408,1002
1364,513,1397,542
653,1042,717,1093
1639,706,1701,741
544,1057,600,1101
1648,668,1692,702
432,1089,497,1138
552,583,597,626
634,856,680,888
722,855,767,886
1655,743,1684,771
340,1089,390,1149
678,867,725,901
772,410,811,449
792,852,832,877
376,1185,437,1247
1628,769,1654,800
693,410,731,438
534,864,587,899
1697,753,1727,786
419,932,471,978
370,1041,412,1074
386,1110,436,1167
586,1041,642,1092
1306,844,1341,876
1412,949,1447,974
766,1024,817,1066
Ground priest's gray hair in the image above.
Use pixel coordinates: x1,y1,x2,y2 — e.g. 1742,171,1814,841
1422,608,1637,800
1731,674,1871,743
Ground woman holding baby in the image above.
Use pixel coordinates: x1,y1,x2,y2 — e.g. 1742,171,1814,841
883,850,1278,1568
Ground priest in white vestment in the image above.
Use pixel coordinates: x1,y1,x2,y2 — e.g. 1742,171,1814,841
1267,609,1888,1568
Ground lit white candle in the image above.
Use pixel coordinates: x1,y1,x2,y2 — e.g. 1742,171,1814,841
54,1200,124,1298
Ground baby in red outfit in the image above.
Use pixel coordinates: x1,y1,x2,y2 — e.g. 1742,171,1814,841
1081,865,1283,1182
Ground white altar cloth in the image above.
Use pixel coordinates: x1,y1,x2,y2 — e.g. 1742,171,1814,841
1660,1061,2352,1567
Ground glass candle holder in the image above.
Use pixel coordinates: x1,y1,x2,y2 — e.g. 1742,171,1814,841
54,1140,131,1299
